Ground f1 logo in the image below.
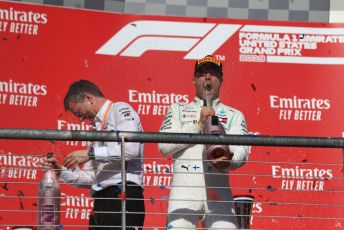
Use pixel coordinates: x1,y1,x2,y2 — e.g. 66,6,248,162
96,20,241,59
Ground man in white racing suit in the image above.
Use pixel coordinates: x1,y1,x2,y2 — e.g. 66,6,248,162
159,55,250,229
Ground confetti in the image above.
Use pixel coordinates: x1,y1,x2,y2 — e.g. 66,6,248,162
1,183,8,191
118,192,126,200
267,185,276,191
159,185,166,190
19,200,24,210
18,190,25,210
18,190,25,196
150,197,155,204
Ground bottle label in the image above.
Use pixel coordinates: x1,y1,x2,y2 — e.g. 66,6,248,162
41,204,55,223
40,182,54,190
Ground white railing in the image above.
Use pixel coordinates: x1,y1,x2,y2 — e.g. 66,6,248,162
0,128,343,229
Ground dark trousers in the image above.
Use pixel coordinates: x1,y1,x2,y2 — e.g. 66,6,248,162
89,182,145,230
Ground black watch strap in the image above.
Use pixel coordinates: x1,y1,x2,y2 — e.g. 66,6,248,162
88,146,95,160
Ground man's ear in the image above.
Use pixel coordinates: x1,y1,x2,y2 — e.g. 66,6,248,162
83,93,94,103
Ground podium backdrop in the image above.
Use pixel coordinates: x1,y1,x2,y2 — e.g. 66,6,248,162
0,1,343,229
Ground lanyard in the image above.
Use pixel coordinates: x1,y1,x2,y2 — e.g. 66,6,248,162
99,100,113,131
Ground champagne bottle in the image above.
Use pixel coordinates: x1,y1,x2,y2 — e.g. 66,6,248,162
203,83,232,169
38,152,60,229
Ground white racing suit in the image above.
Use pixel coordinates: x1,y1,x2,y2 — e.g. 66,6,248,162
159,97,249,229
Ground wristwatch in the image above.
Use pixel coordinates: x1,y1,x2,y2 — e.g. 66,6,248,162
87,146,95,160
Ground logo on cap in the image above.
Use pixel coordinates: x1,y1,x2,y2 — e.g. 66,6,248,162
194,55,223,76
196,56,221,67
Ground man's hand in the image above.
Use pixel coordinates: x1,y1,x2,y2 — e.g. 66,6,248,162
42,155,62,176
207,147,234,171
211,155,232,171
64,150,89,170
198,107,215,129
